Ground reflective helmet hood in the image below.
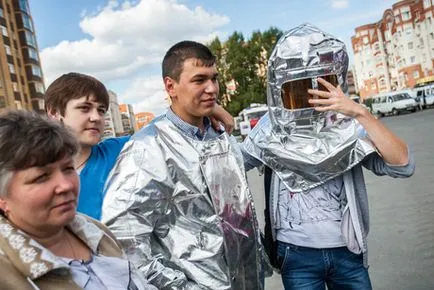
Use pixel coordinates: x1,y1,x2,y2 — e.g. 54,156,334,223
267,23,349,132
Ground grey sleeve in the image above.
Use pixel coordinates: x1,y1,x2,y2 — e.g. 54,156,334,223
362,147,415,178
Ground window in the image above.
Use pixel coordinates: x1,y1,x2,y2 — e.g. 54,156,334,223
21,14,33,31
24,31,36,47
28,47,39,61
424,0,431,8
410,56,416,63
413,71,420,79
429,17,433,25
1,25,8,37
0,8,3,18
12,82,19,92
31,65,42,77
8,63,15,74
405,26,412,35
4,45,11,55
18,0,30,13
408,42,413,49
431,32,434,40
15,101,22,110
34,82,45,93
402,11,410,21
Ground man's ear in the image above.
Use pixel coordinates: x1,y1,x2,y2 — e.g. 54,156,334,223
46,108,61,120
164,77,177,100
0,198,9,216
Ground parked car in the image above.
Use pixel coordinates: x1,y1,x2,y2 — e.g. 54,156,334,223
371,91,418,117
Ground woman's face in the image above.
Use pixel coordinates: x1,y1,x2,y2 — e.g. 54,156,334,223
0,156,79,236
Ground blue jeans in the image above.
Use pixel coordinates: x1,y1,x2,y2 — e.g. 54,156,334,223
277,241,372,290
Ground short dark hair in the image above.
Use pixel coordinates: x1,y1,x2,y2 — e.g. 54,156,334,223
162,40,216,81
44,72,109,116
0,110,79,195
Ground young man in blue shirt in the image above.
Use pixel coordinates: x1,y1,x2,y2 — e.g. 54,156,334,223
44,73,129,220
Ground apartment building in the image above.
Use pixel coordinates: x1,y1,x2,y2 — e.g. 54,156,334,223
119,103,137,134
0,0,45,112
352,0,434,99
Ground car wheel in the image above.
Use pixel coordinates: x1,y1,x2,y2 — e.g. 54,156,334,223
392,108,398,116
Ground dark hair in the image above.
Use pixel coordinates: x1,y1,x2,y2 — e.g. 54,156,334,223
0,110,79,195
44,72,109,116
162,40,216,81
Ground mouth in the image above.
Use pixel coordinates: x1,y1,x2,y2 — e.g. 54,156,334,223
85,128,101,133
201,98,216,105
53,199,76,209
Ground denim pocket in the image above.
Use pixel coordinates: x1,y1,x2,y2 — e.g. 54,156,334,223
277,242,290,272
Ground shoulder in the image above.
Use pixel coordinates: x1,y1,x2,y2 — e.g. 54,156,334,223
98,136,131,150
0,255,33,289
75,214,123,252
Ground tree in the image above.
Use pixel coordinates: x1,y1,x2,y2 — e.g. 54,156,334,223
208,27,283,116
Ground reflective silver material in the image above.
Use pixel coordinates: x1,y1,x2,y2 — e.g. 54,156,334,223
244,23,375,192
102,115,267,290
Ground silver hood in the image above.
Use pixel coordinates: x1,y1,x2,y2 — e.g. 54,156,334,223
244,23,375,192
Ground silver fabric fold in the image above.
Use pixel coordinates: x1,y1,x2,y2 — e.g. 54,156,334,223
102,115,268,289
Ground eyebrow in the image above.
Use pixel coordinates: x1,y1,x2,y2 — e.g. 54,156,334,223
192,72,219,79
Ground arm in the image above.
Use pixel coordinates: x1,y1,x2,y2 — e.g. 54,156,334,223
308,78,411,166
101,140,201,290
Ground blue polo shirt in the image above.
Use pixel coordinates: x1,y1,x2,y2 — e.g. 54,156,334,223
77,136,130,220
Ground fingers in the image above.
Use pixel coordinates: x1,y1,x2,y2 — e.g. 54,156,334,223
308,89,332,99
317,77,337,92
210,117,221,131
308,98,334,106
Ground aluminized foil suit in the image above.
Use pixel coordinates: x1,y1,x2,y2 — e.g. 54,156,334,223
101,115,268,290
244,23,376,192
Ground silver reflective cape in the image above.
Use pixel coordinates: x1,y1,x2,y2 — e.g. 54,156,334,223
244,23,375,192
102,114,267,290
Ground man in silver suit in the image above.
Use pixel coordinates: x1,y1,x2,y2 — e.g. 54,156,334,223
244,23,415,289
102,41,269,290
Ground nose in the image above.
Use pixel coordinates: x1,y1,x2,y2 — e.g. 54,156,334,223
89,108,103,122
54,172,77,195
204,79,218,94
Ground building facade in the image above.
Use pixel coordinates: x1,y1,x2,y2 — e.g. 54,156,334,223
119,103,137,134
0,0,45,112
352,0,434,99
135,112,154,130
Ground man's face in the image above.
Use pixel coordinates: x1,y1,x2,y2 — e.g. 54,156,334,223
49,95,107,147
165,58,219,122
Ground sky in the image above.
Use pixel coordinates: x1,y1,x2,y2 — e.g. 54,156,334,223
29,0,399,115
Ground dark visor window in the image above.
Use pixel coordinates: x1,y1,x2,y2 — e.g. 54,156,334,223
281,75,338,109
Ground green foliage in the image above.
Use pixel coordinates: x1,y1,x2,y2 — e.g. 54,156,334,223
207,27,283,116
364,98,374,109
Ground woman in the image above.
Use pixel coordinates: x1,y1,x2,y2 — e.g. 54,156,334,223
0,110,156,290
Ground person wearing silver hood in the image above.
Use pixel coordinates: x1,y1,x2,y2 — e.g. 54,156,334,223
243,23,415,289
101,41,270,290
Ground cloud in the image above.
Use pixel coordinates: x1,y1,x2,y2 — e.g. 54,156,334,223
121,75,169,115
40,0,229,113
331,0,349,9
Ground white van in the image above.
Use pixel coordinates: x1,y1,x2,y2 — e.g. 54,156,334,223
414,84,434,109
371,91,418,117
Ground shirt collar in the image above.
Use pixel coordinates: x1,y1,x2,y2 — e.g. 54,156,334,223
166,108,212,140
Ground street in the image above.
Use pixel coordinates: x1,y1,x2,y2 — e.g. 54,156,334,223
246,109,434,290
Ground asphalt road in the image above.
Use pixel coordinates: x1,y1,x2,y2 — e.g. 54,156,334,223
246,109,434,290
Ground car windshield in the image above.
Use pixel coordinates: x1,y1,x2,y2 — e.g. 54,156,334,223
392,94,411,101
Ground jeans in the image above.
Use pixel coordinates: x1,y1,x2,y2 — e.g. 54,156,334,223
277,241,372,290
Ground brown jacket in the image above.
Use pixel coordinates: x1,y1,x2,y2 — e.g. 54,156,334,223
0,214,132,290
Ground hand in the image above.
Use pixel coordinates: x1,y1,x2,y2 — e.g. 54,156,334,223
307,78,366,118
210,104,234,134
